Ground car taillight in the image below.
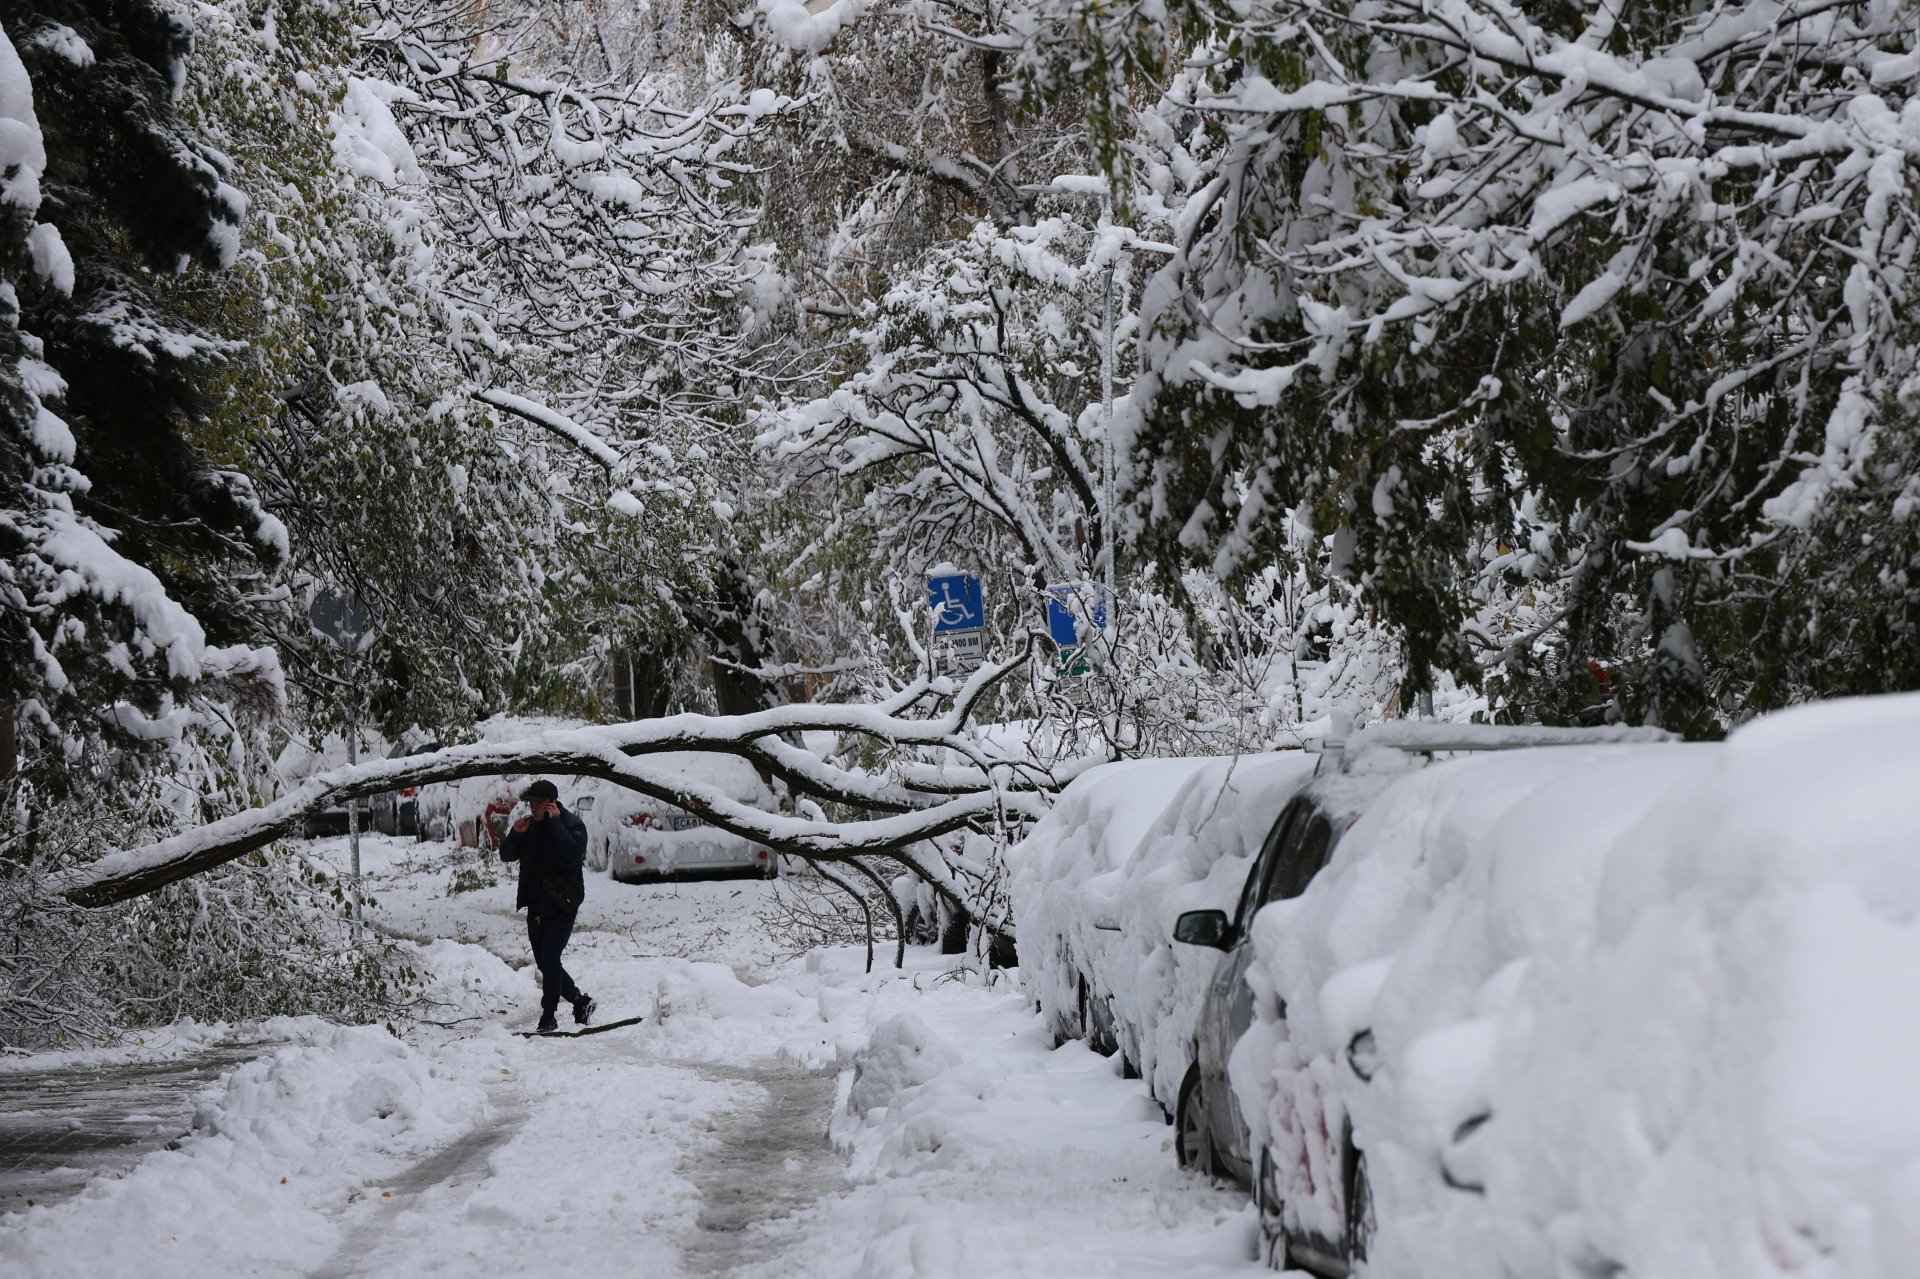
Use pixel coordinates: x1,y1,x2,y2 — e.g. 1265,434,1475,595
756,850,768,859
402,787,418,797
633,855,646,864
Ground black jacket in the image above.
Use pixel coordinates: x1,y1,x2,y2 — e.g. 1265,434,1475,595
499,806,588,913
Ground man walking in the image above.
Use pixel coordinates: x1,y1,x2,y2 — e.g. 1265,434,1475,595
500,780,595,1032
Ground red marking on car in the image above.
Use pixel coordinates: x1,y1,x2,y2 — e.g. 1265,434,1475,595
482,799,516,849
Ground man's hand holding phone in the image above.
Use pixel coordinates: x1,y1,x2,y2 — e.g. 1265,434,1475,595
511,784,561,834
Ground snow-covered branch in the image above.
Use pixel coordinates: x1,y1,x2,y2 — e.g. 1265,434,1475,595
55,639,1060,907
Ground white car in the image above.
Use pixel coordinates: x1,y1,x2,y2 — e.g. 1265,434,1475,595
277,731,390,837
583,753,781,883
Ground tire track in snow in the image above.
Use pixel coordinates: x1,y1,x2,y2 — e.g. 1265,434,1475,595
306,1090,529,1279
675,1060,841,1276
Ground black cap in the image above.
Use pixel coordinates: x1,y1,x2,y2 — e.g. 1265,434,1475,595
520,779,560,803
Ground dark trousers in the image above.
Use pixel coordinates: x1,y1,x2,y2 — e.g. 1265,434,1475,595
527,904,582,1015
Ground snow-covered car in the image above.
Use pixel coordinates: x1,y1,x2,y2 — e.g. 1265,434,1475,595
412,716,588,848
1206,696,1920,1279
369,737,443,837
1167,722,1677,1270
276,732,389,837
416,771,519,848
587,752,782,883
1009,753,1316,1113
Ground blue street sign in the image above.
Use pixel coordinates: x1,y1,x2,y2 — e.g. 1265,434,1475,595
927,573,985,634
310,591,373,651
1046,584,1108,647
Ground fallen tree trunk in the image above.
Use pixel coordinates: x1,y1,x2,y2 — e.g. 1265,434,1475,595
56,642,1069,908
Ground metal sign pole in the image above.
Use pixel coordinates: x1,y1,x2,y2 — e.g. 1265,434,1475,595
310,591,373,950
346,703,363,946
1101,190,1118,618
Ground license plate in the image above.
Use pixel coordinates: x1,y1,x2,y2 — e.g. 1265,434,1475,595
669,814,706,831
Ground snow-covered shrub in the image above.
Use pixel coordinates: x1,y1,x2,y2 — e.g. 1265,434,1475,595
0,727,414,1050
1235,691,1920,1277
1008,751,1315,1111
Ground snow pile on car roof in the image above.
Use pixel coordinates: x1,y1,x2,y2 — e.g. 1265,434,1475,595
1009,752,1315,1110
1236,692,1920,1278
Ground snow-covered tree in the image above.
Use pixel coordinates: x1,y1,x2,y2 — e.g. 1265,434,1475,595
761,211,1126,592
1,3,283,785
1013,0,1920,730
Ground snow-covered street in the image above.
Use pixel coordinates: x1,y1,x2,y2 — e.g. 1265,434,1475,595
0,834,1270,1279
10,0,1920,1271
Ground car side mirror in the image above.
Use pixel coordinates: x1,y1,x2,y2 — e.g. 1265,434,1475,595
1173,909,1233,949
574,795,595,813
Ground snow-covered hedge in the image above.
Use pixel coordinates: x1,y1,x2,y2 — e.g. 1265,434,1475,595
1009,752,1315,1111
1235,692,1920,1277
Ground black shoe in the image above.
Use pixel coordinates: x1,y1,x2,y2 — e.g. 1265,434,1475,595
571,994,596,1026
536,1011,559,1033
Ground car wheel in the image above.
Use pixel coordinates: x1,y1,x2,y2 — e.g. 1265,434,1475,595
1347,1145,1376,1263
1255,1145,1293,1270
902,902,939,946
1175,1069,1221,1176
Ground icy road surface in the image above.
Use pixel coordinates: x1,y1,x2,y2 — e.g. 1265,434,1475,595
0,833,1274,1278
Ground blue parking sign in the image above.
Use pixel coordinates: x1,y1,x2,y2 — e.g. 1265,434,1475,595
927,573,985,634
1047,584,1108,647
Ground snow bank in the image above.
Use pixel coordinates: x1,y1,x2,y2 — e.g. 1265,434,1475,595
1009,752,1315,1109
192,1024,483,1160
847,1012,960,1117
407,937,529,1018
643,959,829,1066
0,1022,497,1277
1236,692,1920,1278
